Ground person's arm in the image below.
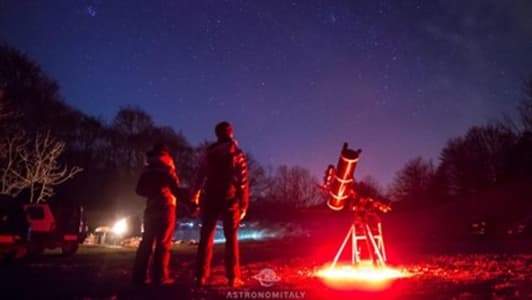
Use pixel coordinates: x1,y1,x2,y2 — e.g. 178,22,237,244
168,172,181,197
235,151,249,219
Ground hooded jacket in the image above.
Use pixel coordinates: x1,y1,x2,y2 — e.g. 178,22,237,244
136,152,180,210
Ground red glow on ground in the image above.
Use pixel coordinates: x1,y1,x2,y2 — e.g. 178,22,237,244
315,262,412,290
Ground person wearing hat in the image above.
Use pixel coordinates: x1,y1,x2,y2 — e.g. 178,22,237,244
192,121,249,287
132,143,180,286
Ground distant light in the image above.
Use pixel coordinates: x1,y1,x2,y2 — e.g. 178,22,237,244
214,229,273,244
112,218,128,236
182,222,194,228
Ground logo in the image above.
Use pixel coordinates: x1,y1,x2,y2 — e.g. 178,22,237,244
253,268,281,287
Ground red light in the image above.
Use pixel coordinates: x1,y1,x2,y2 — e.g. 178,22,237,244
316,262,412,291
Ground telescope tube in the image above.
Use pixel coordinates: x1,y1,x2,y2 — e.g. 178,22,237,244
327,143,361,211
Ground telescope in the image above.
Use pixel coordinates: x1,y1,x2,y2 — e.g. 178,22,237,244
321,143,391,267
323,143,361,211
322,143,390,215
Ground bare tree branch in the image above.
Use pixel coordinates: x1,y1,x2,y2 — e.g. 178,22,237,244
0,130,83,203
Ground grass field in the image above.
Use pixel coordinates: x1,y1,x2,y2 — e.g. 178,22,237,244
1,239,531,299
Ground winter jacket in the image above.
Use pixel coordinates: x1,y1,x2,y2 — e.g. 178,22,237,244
194,139,249,211
136,153,180,210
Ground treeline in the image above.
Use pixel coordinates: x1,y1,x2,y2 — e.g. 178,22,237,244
387,79,532,237
0,45,187,214
2,43,531,233
0,44,324,222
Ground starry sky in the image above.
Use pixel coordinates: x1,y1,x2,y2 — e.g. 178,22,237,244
1,0,531,185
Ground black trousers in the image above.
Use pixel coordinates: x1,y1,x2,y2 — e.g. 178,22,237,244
132,207,176,284
196,204,241,280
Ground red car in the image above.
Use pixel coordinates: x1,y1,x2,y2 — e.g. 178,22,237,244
0,195,87,259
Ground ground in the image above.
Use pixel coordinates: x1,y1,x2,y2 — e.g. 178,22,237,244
1,239,531,299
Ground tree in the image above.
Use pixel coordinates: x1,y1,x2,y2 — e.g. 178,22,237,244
519,76,532,132
0,89,8,121
111,106,155,171
438,124,516,198
356,176,386,200
0,43,78,135
265,165,321,208
0,134,26,196
1,132,82,203
246,154,272,202
389,157,435,206
0,61,83,203
0,87,25,196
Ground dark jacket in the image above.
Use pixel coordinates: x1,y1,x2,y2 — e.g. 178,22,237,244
194,140,249,211
136,153,180,210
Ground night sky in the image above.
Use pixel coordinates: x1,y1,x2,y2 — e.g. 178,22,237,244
1,1,531,185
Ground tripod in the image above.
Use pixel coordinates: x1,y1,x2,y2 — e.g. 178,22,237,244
330,217,387,268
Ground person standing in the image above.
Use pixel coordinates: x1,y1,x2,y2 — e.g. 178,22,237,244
132,144,180,286
193,121,249,287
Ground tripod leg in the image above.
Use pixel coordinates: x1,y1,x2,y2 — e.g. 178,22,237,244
353,224,360,264
378,222,387,263
363,225,375,265
351,225,355,264
366,224,385,266
331,225,354,269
